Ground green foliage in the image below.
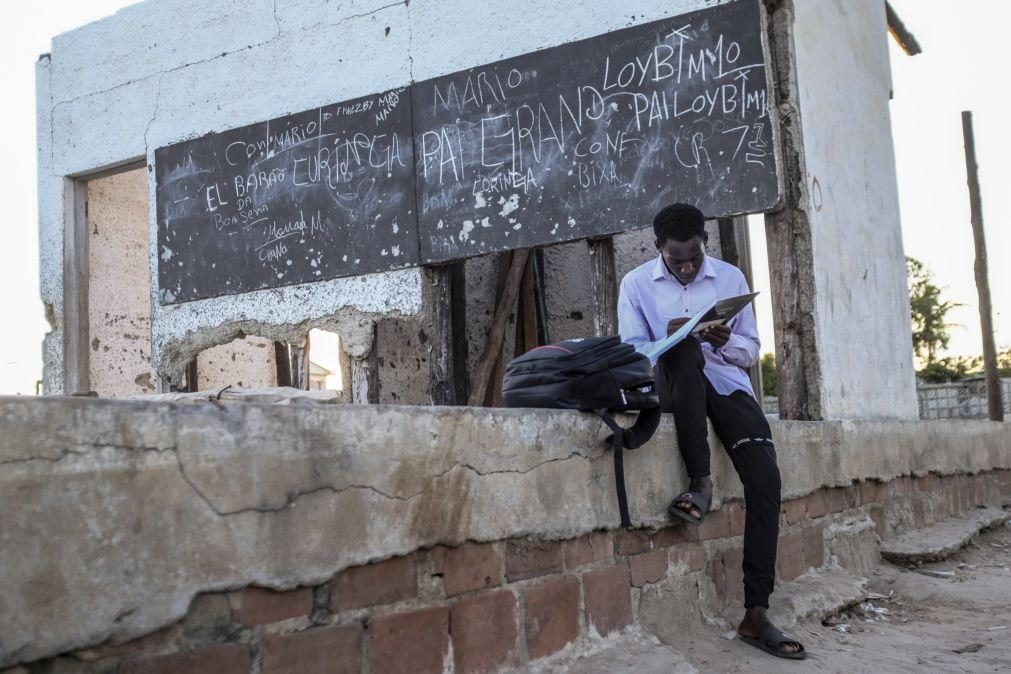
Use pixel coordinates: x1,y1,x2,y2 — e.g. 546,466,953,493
760,352,777,397
917,347,1011,383
907,257,961,366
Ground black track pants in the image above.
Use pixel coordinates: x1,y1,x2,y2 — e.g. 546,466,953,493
656,337,782,608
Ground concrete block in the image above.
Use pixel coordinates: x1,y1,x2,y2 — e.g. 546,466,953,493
262,624,362,674
767,569,869,631
880,507,1009,564
450,590,519,672
369,607,450,674
522,576,580,660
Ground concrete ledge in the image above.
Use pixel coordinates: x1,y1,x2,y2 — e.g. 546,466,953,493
881,507,1010,564
0,396,1009,666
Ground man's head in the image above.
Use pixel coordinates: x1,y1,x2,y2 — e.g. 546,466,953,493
653,203,708,284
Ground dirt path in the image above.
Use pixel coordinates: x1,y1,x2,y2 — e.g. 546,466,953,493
680,522,1011,673
529,521,1011,673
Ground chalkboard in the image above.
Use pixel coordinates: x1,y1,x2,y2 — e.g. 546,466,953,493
154,86,417,304
412,0,777,263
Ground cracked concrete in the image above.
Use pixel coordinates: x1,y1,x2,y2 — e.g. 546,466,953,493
1,395,1008,666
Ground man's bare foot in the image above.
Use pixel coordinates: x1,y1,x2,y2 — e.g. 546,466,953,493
737,606,802,655
672,475,712,520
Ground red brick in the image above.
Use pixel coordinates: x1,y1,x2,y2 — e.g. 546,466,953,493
947,486,960,516
973,475,986,507
120,644,251,674
892,476,913,497
698,507,731,541
912,498,927,528
614,529,654,556
805,489,828,519
669,543,705,572
728,502,746,536
802,523,825,570
777,529,804,582
523,576,580,660
370,607,450,674
857,481,881,506
709,556,726,609
582,563,632,635
332,555,417,611
230,586,313,627
722,546,745,606
432,542,502,597
869,506,886,537
826,486,855,514
505,539,562,581
781,498,806,525
262,624,362,674
958,477,972,513
650,522,699,547
450,590,518,673
629,549,668,587
562,531,613,569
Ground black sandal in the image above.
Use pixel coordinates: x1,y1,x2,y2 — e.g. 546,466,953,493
668,490,711,526
739,624,807,660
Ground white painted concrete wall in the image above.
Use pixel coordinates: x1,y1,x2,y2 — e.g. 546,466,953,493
37,0,732,392
792,0,918,418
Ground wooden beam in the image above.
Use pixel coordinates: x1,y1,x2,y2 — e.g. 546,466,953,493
961,111,1004,421
484,252,513,407
588,237,618,336
63,178,90,394
274,342,292,387
290,333,310,390
532,249,551,345
762,0,823,420
470,249,530,406
885,2,922,57
185,358,199,393
449,261,469,404
351,325,380,404
515,253,538,356
429,264,457,405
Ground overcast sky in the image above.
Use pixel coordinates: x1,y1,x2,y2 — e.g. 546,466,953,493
0,0,1007,395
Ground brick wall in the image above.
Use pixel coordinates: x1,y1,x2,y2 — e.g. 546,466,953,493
19,469,1009,674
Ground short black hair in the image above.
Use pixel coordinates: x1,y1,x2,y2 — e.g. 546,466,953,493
653,203,706,242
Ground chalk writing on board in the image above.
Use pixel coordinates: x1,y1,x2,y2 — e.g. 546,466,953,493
155,87,418,305
412,0,777,263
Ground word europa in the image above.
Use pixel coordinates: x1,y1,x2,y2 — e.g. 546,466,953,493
204,133,409,213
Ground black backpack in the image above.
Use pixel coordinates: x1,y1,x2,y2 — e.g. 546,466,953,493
502,335,662,528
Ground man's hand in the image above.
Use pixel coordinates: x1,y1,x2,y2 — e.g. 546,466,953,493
700,324,731,347
667,317,690,336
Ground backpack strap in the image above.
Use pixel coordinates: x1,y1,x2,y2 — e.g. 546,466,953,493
595,409,632,529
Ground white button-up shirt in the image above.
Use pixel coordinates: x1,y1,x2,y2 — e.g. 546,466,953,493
617,254,760,398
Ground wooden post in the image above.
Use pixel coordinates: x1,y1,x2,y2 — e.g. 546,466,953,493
588,237,618,336
469,249,530,406
484,252,513,407
289,333,310,390
430,264,457,405
449,261,469,404
532,248,551,345
274,342,292,387
185,358,199,392
63,179,90,394
351,325,380,404
515,254,538,357
961,111,1004,421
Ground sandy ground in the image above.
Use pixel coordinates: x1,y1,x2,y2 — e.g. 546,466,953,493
529,521,1011,673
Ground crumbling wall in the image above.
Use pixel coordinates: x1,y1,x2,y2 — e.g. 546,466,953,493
1,396,1008,669
37,0,733,394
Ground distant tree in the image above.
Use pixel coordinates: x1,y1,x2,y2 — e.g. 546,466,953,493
917,355,981,383
760,352,777,397
907,257,961,366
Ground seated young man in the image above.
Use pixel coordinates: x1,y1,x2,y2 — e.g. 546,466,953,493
616,203,805,659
